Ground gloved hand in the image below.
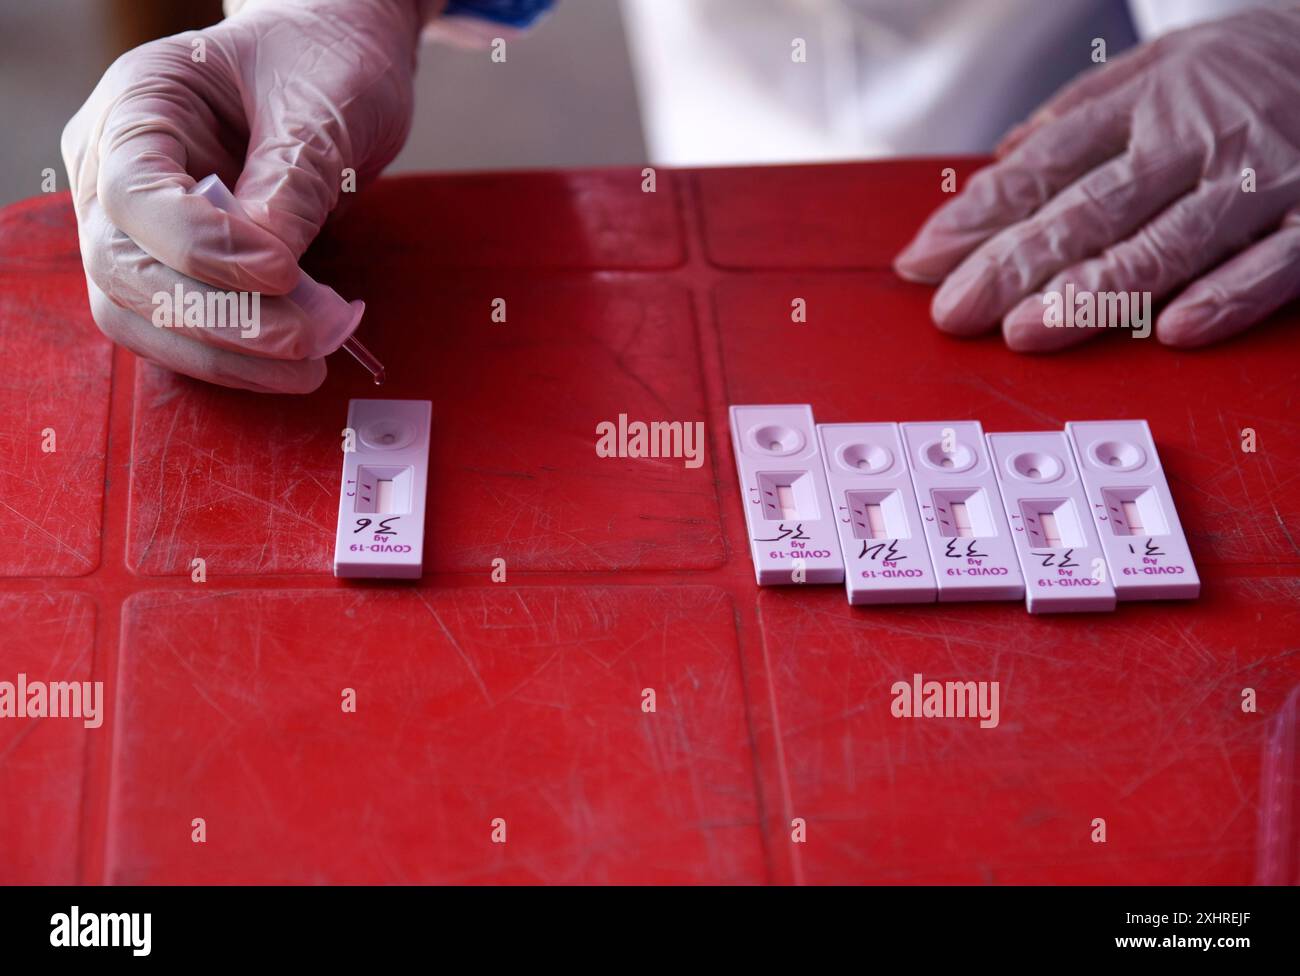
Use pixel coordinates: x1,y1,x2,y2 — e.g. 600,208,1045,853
61,0,422,392
894,7,1300,352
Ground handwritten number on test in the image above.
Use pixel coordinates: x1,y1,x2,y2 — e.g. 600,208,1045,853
354,516,400,536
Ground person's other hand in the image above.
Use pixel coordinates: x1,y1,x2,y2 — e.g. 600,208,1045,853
62,0,421,391
893,8,1300,352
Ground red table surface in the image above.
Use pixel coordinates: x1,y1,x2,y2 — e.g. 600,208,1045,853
0,160,1297,885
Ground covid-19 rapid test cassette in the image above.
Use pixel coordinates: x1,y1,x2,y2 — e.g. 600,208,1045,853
1065,420,1200,600
729,404,844,585
987,430,1117,613
901,421,1025,603
334,399,432,579
728,405,1198,612
817,423,935,605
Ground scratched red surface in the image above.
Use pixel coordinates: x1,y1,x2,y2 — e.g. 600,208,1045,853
0,162,1296,885
0,594,95,884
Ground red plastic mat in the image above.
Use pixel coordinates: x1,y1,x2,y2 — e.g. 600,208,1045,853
0,162,1296,884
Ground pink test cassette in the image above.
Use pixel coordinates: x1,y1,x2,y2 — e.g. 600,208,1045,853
729,404,844,585
817,422,936,604
900,420,1024,602
987,430,1117,613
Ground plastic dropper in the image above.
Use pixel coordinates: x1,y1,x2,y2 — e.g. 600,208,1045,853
190,175,384,384
342,334,385,385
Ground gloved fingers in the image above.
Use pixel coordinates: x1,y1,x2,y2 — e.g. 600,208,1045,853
234,67,389,257
93,43,301,296
930,146,1202,335
86,278,327,394
996,40,1170,157
1158,208,1300,347
236,108,348,260
231,10,416,257
78,200,334,360
893,94,1134,284
997,179,1266,352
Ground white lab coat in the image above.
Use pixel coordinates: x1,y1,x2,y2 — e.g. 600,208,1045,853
618,0,1285,163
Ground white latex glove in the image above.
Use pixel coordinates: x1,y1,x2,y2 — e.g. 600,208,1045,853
894,7,1300,352
61,0,423,392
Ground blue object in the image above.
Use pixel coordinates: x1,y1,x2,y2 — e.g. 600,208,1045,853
443,0,555,28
